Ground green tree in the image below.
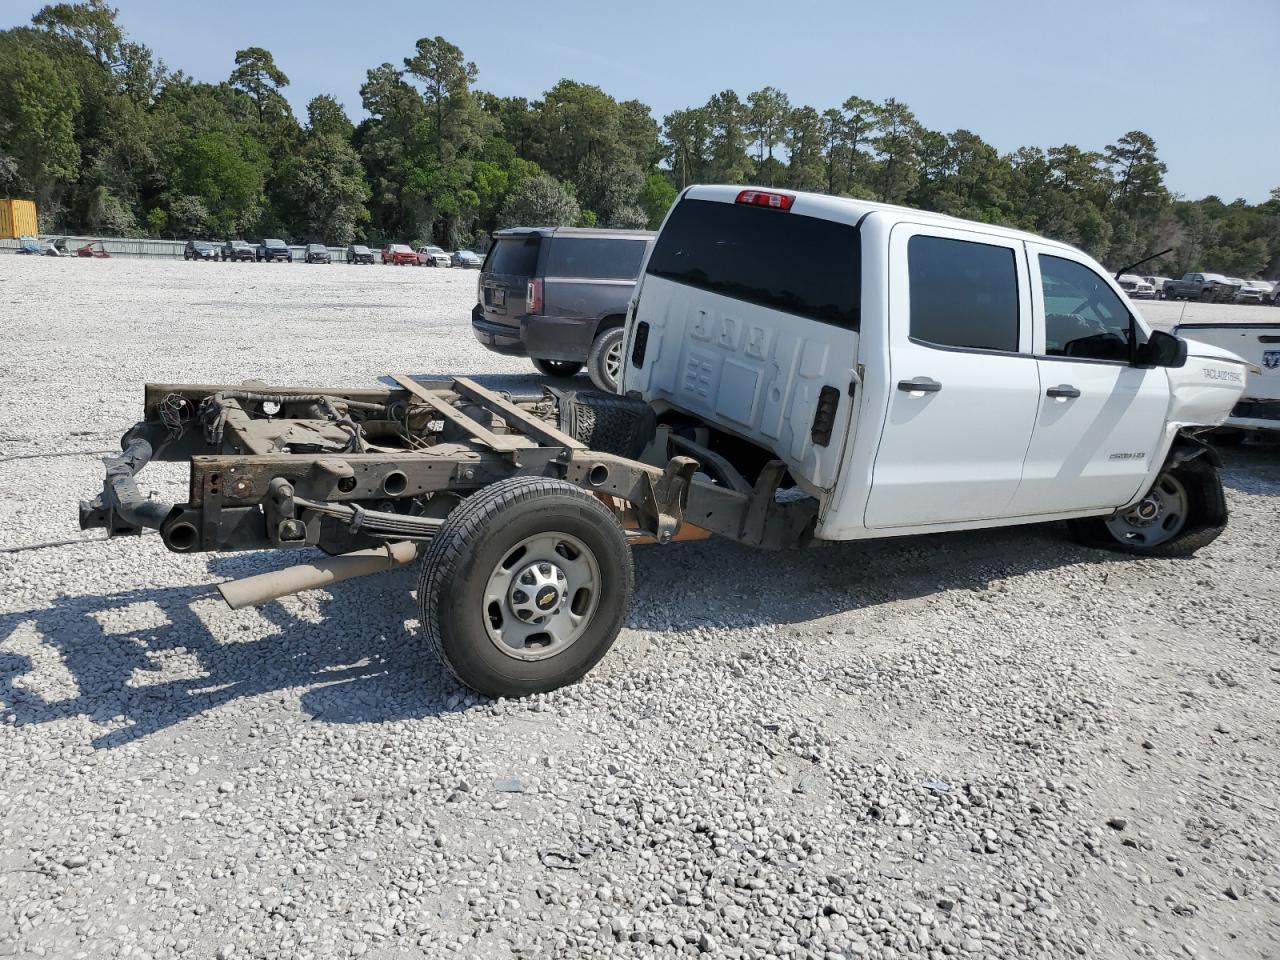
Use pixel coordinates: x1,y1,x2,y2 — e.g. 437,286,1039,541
0,45,81,205
663,106,710,189
785,105,826,192
639,172,677,229
229,46,291,125
870,98,921,204
32,0,122,67
277,130,369,244
171,130,264,235
307,94,353,139
497,172,579,228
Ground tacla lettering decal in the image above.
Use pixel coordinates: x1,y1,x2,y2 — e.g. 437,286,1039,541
1203,366,1243,383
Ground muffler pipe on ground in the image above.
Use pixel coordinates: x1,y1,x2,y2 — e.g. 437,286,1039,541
217,540,423,610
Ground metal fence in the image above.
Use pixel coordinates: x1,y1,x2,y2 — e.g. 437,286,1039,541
0,235,354,262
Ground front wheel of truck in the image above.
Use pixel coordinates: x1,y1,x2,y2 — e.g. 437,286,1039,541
418,476,634,697
1067,457,1227,558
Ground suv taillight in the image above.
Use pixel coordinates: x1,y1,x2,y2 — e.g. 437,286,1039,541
736,189,794,210
527,278,543,314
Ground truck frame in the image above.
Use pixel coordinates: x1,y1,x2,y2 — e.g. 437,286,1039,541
81,376,819,694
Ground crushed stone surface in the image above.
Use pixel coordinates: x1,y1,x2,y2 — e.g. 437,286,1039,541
0,257,1277,960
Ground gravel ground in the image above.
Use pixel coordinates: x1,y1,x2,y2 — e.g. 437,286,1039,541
0,257,1278,960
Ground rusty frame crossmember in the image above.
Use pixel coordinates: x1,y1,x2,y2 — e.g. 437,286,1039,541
80,377,818,557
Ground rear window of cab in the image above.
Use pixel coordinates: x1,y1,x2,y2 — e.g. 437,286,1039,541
645,198,861,330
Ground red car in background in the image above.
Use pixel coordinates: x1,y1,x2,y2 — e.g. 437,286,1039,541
381,243,417,265
76,240,111,258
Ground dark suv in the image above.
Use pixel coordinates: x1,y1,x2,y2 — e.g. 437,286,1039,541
472,227,654,392
257,238,292,263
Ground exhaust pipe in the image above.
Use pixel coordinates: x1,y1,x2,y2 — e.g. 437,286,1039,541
218,540,422,610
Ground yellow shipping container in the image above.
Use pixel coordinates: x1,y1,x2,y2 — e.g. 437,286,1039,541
0,199,38,239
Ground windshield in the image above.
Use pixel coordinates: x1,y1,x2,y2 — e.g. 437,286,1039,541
389,244,412,253
264,239,285,247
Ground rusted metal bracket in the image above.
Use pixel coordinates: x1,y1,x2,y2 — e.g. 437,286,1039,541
637,455,698,544
741,460,788,546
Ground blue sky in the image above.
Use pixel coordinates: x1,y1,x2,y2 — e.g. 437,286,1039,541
6,0,1278,202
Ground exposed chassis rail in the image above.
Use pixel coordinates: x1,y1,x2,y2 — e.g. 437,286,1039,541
80,376,817,572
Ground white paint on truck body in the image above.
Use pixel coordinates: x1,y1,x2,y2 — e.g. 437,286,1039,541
622,186,1248,542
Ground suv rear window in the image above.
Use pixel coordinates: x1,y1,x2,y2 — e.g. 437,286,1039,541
645,198,860,330
545,237,647,280
485,236,542,276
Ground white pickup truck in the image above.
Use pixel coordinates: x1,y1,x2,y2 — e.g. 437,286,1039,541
1171,321,1279,441
81,184,1252,697
624,185,1248,559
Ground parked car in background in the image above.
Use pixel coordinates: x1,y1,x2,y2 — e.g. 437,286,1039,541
1234,279,1270,304
1163,272,1239,302
452,249,483,269
257,238,292,263
184,240,217,261
222,240,256,262
347,244,375,264
416,244,450,267
473,226,655,391
382,243,418,265
76,240,110,258
1117,274,1156,299
304,243,331,264
1142,275,1171,299
1173,319,1280,443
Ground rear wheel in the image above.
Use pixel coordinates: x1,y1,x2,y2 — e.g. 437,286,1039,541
532,358,583,378
1067,458,1226,558
587,326,625,393
418,476,633,697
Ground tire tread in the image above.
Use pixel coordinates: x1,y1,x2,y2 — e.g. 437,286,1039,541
418,476,633,693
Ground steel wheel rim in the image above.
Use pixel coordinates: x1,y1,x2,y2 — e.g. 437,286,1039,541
604,336,623,385
482,532,601,661
1105,473,1190,547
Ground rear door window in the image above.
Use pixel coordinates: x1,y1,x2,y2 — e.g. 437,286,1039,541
908,235,1019,352
646,198,860,330
545,237,647,280
484,236,542,276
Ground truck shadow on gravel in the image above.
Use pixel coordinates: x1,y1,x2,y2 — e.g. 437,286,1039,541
0,522,1132,750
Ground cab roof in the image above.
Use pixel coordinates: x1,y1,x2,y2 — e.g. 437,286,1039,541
680,184,1080,256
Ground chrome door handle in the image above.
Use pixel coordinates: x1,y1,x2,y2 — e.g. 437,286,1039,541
897,378,942,394
1046,385,1081,399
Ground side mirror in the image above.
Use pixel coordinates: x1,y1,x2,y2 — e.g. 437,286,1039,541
1135,329,1187,368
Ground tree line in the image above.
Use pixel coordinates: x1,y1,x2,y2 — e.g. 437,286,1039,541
2,0,1277,277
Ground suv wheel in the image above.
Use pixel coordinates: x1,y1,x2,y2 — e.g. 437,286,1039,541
532,358,583,378
587,327,625,394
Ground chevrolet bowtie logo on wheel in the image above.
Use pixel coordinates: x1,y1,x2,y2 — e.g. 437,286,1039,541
536,587,558,610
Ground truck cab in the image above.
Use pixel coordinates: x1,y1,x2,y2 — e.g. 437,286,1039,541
623,185,1247,553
